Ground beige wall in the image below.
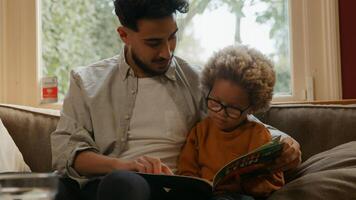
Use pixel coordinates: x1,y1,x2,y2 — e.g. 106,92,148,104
0,0,5,102
0,0,39,106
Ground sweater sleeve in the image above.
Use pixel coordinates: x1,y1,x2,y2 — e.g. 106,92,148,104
242,124,285,197
177,125,201,177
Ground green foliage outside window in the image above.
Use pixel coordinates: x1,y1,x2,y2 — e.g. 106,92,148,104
42,0,122,100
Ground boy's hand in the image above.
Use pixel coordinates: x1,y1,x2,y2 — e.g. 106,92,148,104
271,136,302,172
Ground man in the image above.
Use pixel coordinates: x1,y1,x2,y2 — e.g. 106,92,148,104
52,0,301,200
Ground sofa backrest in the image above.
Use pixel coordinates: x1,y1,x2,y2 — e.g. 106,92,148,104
256,103,356,161
0,104,59,172
1,102,356,172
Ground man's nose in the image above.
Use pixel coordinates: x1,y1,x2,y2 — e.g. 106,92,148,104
159,42,172,59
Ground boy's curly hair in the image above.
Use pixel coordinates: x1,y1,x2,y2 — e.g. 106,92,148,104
201,45,276,113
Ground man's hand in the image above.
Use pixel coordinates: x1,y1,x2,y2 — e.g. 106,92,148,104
271,136,302,172
136,156,173,175
112,156,173,175
74,151,173,176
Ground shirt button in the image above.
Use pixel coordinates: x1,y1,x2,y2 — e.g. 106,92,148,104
125,115,130,120
131,89,136,94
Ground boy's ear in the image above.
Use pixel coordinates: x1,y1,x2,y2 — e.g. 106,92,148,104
117,26,130,45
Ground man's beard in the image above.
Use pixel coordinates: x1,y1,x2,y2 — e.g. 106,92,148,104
132,51,172,77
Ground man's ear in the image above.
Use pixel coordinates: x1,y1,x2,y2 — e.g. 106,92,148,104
117,26,130,44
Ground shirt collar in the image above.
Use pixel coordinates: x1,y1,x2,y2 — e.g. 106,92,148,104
118,47,177,81
118,48,133,80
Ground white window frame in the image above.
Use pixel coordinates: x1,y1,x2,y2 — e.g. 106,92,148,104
274,0,342,102
0,0,342,109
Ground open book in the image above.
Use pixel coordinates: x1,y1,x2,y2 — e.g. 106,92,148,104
137,136,283,195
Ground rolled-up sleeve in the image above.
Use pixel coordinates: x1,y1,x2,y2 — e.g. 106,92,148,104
51,70,99,186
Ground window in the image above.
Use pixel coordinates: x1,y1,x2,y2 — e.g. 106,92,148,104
41,0,292,101
175,0,291,96
0,0,342,107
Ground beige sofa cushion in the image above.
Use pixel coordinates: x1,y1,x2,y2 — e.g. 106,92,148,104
0,104,59,172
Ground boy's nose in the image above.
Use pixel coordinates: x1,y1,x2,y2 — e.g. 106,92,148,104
217,109,228,118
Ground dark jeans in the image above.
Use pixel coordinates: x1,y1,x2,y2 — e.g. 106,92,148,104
55,170,153,200
211,193,255,200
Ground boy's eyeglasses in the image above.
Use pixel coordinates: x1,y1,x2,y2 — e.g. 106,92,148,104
206,89,250,119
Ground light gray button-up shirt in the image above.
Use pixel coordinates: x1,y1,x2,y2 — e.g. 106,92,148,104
51,51,204,186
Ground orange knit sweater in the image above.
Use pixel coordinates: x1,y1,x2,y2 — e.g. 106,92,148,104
177,117,284,197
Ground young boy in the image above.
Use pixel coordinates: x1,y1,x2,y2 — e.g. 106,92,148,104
177,45,284,200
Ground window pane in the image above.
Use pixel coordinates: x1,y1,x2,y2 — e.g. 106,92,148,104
176,0,291,95
41,0,123,100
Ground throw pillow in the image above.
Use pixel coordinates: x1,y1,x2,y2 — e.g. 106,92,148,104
268,141,356,199
0,119,31,172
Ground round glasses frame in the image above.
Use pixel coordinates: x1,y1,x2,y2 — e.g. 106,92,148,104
206,89,250,119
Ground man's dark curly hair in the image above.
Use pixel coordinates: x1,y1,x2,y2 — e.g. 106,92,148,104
114,0,189,31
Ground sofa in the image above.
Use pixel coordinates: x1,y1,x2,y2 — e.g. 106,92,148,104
1,102,356,199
